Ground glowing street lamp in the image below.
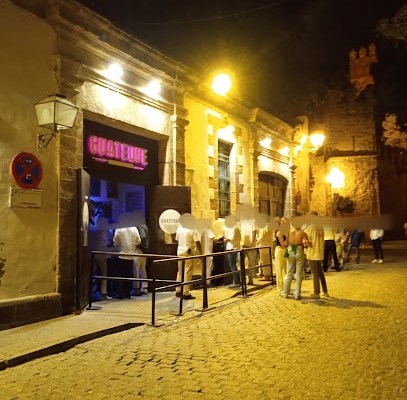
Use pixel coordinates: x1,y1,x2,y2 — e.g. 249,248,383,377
211,73,232,96
326,167,345,190
309,132,325,151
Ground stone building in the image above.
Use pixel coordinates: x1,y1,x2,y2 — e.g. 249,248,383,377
0,0,309,329
307,43,407,236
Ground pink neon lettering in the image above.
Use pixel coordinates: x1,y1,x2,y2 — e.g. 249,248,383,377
87,135,149,169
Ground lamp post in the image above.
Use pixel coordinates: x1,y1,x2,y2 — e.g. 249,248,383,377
34,94,79,148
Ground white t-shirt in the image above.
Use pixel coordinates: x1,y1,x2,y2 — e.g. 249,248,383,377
240,219,257,247
224,226,241,250
113,227,141,260
200,228,215,254
175,226,200,256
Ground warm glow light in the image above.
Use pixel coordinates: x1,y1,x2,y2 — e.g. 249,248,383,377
309,132,325,149
145,80,161,99
218,125,235,142
211,73,232,96
99,86,125,109
106,63,123,82
260,138,272,149
279,147,290,156
326,167,345,190
294,144,302,157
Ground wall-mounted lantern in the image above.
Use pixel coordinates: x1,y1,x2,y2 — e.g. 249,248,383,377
34,94,79,148
309,132,325,152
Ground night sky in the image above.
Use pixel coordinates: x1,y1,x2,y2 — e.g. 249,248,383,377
76,0,406,120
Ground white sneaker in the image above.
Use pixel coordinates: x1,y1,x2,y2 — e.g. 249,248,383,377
323,292,330,297
309,294,320,299
378,259,383,264
371,259,378,263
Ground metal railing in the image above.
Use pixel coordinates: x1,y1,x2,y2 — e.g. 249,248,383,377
88,246,273,326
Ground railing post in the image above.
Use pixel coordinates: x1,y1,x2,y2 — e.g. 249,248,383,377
269,246,275,285
240,249,247,297
178,258,185,315
151,259,157,326
202,254,208,310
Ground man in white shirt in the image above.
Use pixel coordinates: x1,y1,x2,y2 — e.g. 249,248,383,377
175,225,201,299
240,218,257,285
200,221,216,285
370,228,384,264
224,224,241,287
113,226,141,298
323,225,341,272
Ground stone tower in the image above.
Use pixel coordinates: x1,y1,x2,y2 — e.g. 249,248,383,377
349,43,378,95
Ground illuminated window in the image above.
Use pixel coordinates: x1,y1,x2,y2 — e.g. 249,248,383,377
218,141,231,218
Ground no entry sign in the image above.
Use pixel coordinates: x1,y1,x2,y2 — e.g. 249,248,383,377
11,152,43,189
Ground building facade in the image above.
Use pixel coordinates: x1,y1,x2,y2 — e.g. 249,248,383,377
0,0,307,329
307,43,407,237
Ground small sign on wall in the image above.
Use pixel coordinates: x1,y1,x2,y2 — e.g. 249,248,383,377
9,187,42,208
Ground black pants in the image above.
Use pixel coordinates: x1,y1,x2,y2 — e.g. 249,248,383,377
116,258,133,298
323,240,340,271
372,238,383,260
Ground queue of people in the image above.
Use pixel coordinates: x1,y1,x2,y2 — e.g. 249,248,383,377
90,211,386,302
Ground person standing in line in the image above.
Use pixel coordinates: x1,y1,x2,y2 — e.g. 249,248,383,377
256,221,274,281
344,228,365,265
335,229,348,269
224,222,241,288
175,224,202,300
280,221,311,300
274,217,288,292
323,225,341,272
240,218,257,285
370,228,384,264
133,222,149,296
113,226,141,299
133,245,148,296
200,220,216,285
88,216,112,300
304,214,329,299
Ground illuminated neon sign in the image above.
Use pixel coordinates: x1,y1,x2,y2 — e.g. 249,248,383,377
87,135,148,170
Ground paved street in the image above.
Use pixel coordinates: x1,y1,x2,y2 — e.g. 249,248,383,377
1,242,407,399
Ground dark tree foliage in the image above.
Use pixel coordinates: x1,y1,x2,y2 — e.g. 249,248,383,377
375,6,407,128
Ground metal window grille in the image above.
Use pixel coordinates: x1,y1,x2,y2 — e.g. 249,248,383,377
218,142,231,217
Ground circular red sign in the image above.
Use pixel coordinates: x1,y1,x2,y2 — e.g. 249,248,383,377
11,152,43,189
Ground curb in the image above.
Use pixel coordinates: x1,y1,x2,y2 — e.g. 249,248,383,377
0,322,143,371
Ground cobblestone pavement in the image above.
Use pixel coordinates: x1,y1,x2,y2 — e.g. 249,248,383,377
1,242,407,399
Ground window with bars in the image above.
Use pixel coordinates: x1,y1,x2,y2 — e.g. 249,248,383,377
218,141,231,217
